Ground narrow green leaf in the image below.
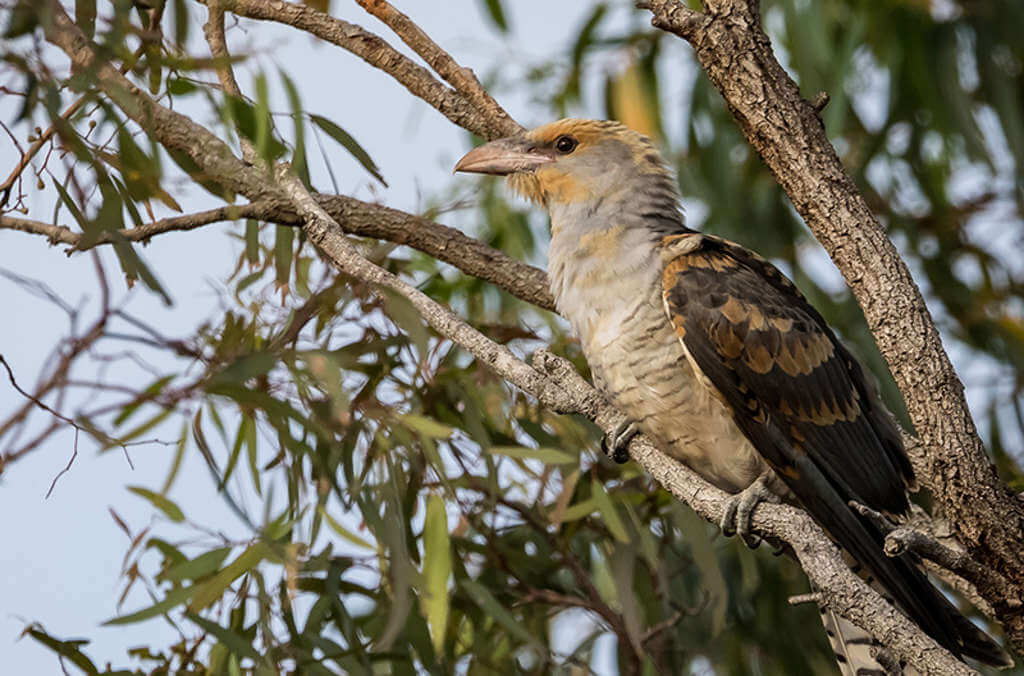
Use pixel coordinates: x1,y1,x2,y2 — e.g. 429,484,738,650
172,0,190,47
480,0,508,32
591,477,629,542
112,407,173,448
161,420,189,494
166,147,233,200
280,71,310,187
186,613,258,659
318,508,374,550
309,114,387,186
24,626,99,675
160,547,232,584
488,445,575,464
113,375,174,426
167,77,198,96
128,486,185,522
189,542,271,612
52,179,87,230
244,415,261,496
274,225,294,288
220,416,249,489
147,44,162,95
3,1,39,38
224,94,286,161
253,73,273,163
461,579,540,649
381,289,429,361
209,352,278,386
559,497,597,523
398,414,453,439
673,503,727,635
245,220,260,266
420,495,451,653
104,584,196,625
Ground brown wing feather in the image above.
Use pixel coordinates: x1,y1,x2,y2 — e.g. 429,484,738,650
662,235,912,514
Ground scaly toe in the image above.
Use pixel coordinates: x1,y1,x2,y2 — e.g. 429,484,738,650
602,420,639,464
719,473,781,547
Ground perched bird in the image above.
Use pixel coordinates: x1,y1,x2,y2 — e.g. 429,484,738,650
455,119,1011,673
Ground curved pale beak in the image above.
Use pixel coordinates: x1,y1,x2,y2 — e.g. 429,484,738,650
454,137,555,176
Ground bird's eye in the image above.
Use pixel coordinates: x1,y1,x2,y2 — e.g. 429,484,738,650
554,135,578,154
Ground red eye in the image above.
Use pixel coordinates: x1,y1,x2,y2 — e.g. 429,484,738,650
554,135,578,154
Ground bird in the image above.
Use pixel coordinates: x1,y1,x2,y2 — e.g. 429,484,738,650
454,118,1011,674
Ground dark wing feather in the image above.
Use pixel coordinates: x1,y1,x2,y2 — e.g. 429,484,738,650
662,235,912,513
660,234,1008,665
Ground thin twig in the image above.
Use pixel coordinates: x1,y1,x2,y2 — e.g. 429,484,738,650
884,526,1022,611
353,0,521,136
0,195,557,311
209,0,507,138
45,429,79,499
788,592,823,606
0,206,258,251
1,354,86,495
0,355,84,436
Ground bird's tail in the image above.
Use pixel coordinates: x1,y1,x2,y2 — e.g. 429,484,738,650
817,589,921,675
813,547,1010,675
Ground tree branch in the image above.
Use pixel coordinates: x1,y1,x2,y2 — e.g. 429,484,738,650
1,207,261,251
353,0,522,137
207,0,514,139
641,0,1024,648
0,195,555,313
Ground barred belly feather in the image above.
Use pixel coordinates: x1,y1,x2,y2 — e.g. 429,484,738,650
547,222,764,494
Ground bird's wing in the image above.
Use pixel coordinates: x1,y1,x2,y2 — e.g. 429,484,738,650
660,233,913,514
659,233,971,657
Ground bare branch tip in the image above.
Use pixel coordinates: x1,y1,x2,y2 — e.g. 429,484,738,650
848,499,895,534
811,91,830,113
787,592,823,606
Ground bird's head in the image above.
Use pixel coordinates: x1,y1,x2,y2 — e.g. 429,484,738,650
454,119,675,211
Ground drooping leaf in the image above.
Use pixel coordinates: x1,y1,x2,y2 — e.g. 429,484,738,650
487,445,575,464
420,494,451,653
189,541,273,612
23,625,99,675
310,114,387,186
186,613,258,659
480,0,508,32
127,486,185,522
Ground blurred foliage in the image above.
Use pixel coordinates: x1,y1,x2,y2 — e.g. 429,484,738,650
2,0,1023,674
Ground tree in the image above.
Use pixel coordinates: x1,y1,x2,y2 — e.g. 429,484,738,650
1,0,1022,673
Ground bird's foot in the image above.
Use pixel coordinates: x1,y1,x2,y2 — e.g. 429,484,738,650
721,472,781,548
869,645,904,675
601,420,639,464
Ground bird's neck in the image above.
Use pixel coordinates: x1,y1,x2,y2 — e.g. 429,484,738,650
545,177,688,332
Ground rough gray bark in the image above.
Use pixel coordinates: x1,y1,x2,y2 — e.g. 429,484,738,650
640,0,1024,650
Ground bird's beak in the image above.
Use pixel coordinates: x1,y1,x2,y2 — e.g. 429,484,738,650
453,137,555,176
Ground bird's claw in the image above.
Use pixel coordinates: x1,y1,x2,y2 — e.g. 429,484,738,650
601,420,639,464
720,473,781,549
